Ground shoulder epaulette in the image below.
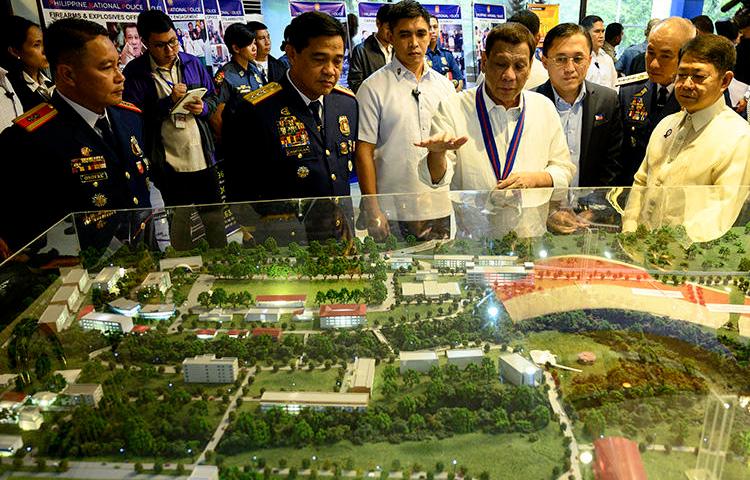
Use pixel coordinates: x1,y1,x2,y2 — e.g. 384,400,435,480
332,84,355,98
615,71,649,87
13,103,57,132
243,82,282,105
115,101,142,114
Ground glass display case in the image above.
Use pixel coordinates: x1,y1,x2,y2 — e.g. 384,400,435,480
0,187,749,480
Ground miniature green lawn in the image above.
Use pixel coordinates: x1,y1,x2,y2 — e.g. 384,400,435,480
245,368,340,397
213,279,371,307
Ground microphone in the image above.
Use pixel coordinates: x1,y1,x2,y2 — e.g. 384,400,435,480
412,87,420,100
721,0,742,12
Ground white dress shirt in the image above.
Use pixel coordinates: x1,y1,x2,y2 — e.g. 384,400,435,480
357,56,456,221
22,70,54,100
287,70,324,126
552,84,586,187
623,96,750,242
0,67,23,130
374,35,393,64
586,49,618,90
418,87,575,237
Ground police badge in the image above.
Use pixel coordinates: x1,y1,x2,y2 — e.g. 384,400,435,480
338,116,350,136
130,136,143,157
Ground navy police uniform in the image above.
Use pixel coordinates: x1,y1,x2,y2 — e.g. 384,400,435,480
426,44,464,86
0,93,154,251
214,60,263,116
222,73,358,242
617,76,681,185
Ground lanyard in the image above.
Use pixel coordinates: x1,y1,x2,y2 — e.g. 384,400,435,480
475,82,525,180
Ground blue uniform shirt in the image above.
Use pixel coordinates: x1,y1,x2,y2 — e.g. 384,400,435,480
426,44,464,82
214,60,263,114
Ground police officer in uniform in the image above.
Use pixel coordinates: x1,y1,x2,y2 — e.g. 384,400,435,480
617,18,695,185
223,12,357,243
0,18,154,252
214,23,264,117
426,15,464,91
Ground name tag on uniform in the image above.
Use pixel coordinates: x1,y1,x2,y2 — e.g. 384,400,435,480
80,171,108,184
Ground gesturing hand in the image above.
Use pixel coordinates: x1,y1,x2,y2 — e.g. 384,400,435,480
414,132,469,153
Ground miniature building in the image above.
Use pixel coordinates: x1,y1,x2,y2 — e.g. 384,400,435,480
80,312,134,334
350,358,376,395
475,255,519,267
227,329,248,338
0,375,17,387
499,353,542,387
62,268,90,293
92,266,125,293
446,349,485,369
578,352,597,365
319,304,367,329
0,435,23,457
196,329,217,339
131,325,151,334
260,391,369,413
108,298,142,317
30,391,57,410
244,308,282,323
61,384,103,407
386,256,413,270
50,285,81,313
139,303,176,320
465,265,534,287
39,304,70,332
401,281,461,298
0,392,27,411
159,255,203,272
255,294,306,308
183,355,239,384
18,406,43,431
54,369,81,384
199,309,232,322
399,351,438,373
433,255,475,269
415,269,439,281
251,327,283,340
593,436,647,480
189,465,219,480
292,309,313,321
140,271,172,294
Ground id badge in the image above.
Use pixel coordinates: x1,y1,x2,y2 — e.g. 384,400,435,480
174,113,187,129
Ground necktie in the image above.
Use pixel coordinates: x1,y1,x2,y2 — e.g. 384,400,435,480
259,66,268,84
309,100,323,132
655,86,668,113
95,116,117,151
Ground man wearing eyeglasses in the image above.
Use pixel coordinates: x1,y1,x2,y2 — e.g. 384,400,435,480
622,34,750,242
535,23,622,189
123,9,226,250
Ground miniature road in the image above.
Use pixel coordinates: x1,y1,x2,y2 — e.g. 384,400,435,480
186,274,215,308
196,366,256,465
13,459,191,480
544,372,581,480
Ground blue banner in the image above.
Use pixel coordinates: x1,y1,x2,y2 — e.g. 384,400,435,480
43,0,148,13
357,1,383,18
473,3,506,20
203,0,220,16
219,0,244,17
422,3,461,20
289,1,346,19
165,0,204,15
148,0,166,11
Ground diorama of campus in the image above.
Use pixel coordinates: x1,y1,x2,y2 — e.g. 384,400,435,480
1,201,750,480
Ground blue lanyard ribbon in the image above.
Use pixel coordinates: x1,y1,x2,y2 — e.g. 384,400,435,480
475,83,526,181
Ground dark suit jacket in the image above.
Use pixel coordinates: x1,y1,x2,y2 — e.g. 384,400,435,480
535,80,623,187
267,55,287,84
348,34,387,93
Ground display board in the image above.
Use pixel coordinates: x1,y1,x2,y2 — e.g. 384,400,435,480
202,0,226,72
356,1,384,45
217,0,247,67
163,0,209,71
472,3,506,78
37,0,149,70
423,4,465,78
528,3,560,41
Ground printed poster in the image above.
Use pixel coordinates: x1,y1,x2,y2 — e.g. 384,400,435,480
472,3,506,77
423,4,464,78
528,4,560,41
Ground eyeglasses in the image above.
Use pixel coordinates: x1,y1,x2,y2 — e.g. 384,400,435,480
550,55,587,67
675,71,711,84
151,38,180,50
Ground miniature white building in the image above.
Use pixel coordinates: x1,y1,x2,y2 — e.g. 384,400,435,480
475,255,519,267
319,304,367,329
0,435,23,457
415,269,439,281
140,272,172,294
292,309,313,321
62,384,103,407
18,406,43,431
62,268,91,293
0,392,27,412
350,358,376,395
159,255,203,272
260,391,369,413
195,329,217,339
54,369,81,384
433,255,475,269
80,312,134,334
199,309,232,322
244,308,282,323
386,256,413,270
92,266,125,293
108,298,142,317
499,353,542,387
446,349,485,369
39,304,70,332
399,351,438,373
401,281,461,298
182,355,239,384
50,285,81,313
466,265,534,287
255,294,306,308
31,391,58,410
139,304,175,320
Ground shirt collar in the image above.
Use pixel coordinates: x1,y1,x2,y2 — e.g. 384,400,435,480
22,70,51,90
286,70,323,107
150,54,180,74
481,83,524,113
552,83,587,110
56,90,108,131
686,95,726,132
374,34,391,52
427,42,442,55
389,56,433,81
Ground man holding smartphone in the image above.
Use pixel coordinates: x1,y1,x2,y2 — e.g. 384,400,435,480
124,9,226,250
